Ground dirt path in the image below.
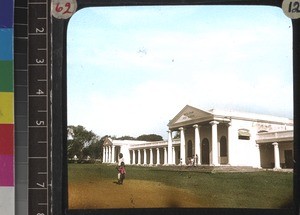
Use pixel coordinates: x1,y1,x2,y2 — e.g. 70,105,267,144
69,179,205,209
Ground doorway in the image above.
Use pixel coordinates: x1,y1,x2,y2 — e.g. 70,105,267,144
201,138,209,164
187,140,193,158
284,150,293,168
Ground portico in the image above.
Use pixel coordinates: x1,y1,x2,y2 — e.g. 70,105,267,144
167,105,232,166
256,130,294,169
102,144,118,163
167,122,230,166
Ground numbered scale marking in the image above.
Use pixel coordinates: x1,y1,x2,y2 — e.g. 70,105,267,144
28,0,51,215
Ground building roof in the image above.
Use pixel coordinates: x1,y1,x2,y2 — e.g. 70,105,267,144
103,137,148,146
168,105,293,129
210,108,293,124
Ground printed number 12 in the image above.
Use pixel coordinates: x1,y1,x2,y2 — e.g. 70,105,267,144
289,1,300,12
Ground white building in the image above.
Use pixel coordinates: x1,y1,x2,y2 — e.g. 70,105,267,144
102,105,294,169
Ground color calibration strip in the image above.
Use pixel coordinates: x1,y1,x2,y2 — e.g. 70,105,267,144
0,0,15,214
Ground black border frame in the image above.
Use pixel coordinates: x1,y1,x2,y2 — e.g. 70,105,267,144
51,0,300,214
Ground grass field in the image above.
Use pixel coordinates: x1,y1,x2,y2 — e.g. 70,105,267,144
68,164,293,209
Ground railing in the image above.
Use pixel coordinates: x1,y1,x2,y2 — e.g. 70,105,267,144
128,139,181,149
256,130,293,142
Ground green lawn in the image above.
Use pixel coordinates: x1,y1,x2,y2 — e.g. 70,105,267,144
68,164,293,208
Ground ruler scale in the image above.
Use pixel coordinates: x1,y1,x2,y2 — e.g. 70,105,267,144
14,0,28,213
28,0,51,214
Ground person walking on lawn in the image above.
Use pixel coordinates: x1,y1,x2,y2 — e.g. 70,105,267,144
117,161,126,185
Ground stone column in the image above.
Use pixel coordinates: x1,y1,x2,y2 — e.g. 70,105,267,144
156,148,160,165
144,149,147,165
112,145,115,163
105,146,109,163
179,127,186,165
227,122,232,165
138,149,141,165
193,124,201,165
273,142,281,169
164,147,167,165
256,144,262,168
150,148,153,165
210,121,219,166
103,146,106,163
132,150,136,165
172,147,176,165
167,130,173,165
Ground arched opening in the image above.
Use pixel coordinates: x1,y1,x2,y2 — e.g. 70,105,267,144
220,136,228,164
201,138,209,164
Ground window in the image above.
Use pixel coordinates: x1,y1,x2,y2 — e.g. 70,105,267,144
238,129,250,140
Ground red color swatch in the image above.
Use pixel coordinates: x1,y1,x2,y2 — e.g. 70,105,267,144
0,124,14,155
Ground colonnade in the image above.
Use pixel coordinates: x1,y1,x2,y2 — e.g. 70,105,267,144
130,147,168,165
102,145,115,163
103,120,231,166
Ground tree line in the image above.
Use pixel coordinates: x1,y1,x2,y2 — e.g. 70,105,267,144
67,125,163,161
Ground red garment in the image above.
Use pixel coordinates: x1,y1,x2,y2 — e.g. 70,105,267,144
119,166,126,174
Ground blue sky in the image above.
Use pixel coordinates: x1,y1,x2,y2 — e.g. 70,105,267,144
67,5,293,139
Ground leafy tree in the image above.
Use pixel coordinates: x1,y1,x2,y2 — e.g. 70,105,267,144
86,137,105,159
137,134,163,141
67,125,101,159
115,135,136,140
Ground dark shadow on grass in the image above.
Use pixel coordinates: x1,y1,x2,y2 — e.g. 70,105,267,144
279,196,294,208
166,199,181,208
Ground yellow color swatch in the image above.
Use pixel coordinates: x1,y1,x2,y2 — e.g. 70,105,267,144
0,92,14,124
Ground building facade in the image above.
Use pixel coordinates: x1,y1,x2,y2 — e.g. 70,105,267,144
102,105,294,169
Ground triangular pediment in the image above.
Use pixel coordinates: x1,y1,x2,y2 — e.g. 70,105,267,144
103,137,113,146
168,105,213,127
